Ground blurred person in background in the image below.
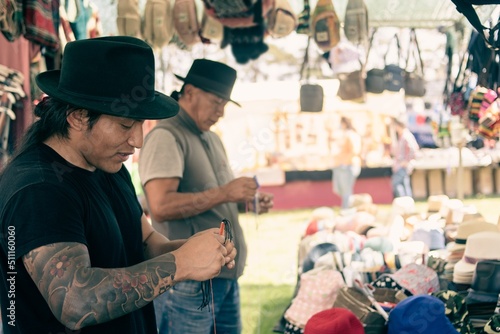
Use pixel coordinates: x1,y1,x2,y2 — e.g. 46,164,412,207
332,116,362,210
391,115,420,198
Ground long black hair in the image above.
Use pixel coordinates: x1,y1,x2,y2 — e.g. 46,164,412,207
12,96,101,159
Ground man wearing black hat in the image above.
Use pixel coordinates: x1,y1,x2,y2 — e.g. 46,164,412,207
138,58,274,333
0,37,236,334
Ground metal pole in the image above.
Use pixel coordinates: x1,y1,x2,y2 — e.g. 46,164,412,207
457,142,464,200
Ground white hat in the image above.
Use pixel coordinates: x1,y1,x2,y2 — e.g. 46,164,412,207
447,221,499,253
427,195,449,213
453,231,500,284
392,196,416,216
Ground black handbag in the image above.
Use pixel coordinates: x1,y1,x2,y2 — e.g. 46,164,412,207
404,28,426,97
364,28,386,94
366,68,386,94
384,64,405,92
383,33,404,92
300,36,324,112
300,84,324,112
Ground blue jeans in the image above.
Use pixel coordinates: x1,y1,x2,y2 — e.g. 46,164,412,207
332,165,360,209
154,278,242,334
391,168,413,198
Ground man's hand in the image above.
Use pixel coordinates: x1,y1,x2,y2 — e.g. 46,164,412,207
257,192,274,214
171,228,237,281
247,192,274,214
222,177,258,203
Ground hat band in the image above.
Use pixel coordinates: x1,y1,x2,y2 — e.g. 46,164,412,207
463,255,499,265
58,85,155,103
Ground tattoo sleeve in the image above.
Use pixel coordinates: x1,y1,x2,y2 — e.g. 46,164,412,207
22,242,177,330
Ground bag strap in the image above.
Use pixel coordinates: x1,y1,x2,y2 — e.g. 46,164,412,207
450,0,500,50
364,27,377,65
300,35,311,81
405,29,424,74
300,36,323,82
383,33,403,65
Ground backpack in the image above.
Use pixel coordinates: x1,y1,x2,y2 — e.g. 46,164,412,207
116,0,141,38
173,0,200,46
142,0,174,49
200,11,223,42
266,0,297,38
311,0,340,52
343,0,368,44
0,0,24,42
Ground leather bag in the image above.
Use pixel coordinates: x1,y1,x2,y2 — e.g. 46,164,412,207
338,69,366,102
300,36,324,112
404,28,426,97
300,84,324,112
383,34,404,92
364,28,386,94
366,68,385,94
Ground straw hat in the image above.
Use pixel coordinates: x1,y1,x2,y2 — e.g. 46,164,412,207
453,232,500,285
447,221,499,253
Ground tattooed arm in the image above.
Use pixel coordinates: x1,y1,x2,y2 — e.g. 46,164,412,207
22,230,229,330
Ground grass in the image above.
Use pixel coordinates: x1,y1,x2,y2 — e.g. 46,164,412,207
238,196,500,334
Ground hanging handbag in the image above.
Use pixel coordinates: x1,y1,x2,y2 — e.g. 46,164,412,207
404,28,426,97
366,68,386,94
383,33,405,92
337,69,366,102
300,84,324,112
300,36,324,112
364,28,386,94
337,56,366,102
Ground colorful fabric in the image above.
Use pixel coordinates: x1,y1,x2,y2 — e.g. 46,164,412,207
285,268,345,328
24,0,60,50
432,290,477,334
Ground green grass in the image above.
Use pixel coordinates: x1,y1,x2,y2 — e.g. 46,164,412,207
238,196,500,334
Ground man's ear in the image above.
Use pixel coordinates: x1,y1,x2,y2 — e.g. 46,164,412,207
183,84,196,101
67,109,88,130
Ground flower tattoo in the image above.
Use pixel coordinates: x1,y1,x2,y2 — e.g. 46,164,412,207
49,255,71,278
113,273,149,294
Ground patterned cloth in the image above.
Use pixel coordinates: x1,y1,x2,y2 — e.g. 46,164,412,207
433,290,477,334
284,268,345,328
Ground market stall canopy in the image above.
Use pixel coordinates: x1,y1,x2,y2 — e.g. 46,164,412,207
296,0,498,29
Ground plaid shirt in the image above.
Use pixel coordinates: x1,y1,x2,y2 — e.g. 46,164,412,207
392,128,419,173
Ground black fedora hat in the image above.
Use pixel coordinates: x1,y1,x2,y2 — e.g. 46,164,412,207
175,59,240,107
36,36,179,120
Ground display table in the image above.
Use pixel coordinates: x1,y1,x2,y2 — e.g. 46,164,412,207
254,147,497,210
259,167,393,210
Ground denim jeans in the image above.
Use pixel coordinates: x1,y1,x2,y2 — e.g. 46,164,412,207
332,165,360,209
154,278,241,334
391,168,413,198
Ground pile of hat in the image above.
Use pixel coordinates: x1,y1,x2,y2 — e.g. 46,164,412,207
276,193,500,334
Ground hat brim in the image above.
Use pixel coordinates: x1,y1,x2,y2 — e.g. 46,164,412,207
175,74,241,107
453,259,475,281
446,242,466,253
37,70,179,120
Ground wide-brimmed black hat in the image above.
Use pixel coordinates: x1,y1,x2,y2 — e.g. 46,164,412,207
175,59,240,107
36,36,179,120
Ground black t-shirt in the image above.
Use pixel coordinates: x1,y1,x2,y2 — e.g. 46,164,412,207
0,144,156,334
